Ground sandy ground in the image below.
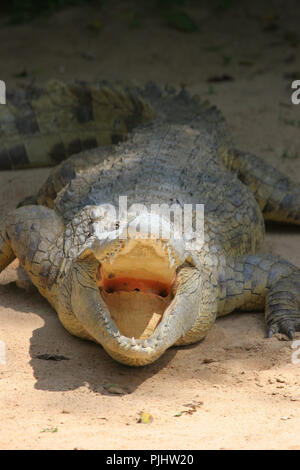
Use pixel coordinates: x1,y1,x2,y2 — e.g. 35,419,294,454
0,0,300,450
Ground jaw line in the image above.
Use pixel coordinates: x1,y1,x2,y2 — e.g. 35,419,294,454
71,263,202,366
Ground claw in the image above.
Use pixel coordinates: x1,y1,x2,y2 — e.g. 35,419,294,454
287,328,295,340
267,328,274,338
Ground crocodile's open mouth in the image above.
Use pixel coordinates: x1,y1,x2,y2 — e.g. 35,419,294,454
73,234,201,365
96,239,178,339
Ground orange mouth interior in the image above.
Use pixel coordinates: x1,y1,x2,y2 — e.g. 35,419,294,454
99,264,172,298
96,264,175,339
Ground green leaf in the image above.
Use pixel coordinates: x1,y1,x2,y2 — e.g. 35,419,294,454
222,55,232,66
165,11,198,33
40,427,58,433
13,69,28,78
281,151,299,159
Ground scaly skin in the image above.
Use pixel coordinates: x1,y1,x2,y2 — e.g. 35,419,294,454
0,81,300,366
0,79,154,169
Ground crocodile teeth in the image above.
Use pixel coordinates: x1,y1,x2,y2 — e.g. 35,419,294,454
169,256,175,268
112,331,120,338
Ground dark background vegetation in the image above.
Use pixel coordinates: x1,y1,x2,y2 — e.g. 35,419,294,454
0,0,247,26
1,0,93,23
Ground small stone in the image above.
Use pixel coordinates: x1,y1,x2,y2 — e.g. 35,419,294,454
103,383,128,395
202,358,215,364
137,412,153,424
276,377,286,384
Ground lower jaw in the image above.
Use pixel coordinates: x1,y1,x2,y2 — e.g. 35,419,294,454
102,342,166,367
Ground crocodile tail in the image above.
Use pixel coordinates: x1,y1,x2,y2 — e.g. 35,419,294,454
0,79,154,170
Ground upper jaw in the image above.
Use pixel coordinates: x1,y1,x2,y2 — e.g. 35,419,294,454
78,208,187,266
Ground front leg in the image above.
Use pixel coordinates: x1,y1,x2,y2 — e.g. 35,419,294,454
0,205,64,296
218,254,300,339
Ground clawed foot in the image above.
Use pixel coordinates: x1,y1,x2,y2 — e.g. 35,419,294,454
267,320,300,340
266,272,300,340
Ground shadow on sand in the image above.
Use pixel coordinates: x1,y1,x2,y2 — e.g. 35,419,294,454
0,281,180,395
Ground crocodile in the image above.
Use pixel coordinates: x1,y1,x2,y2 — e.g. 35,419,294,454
1,80,300,366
